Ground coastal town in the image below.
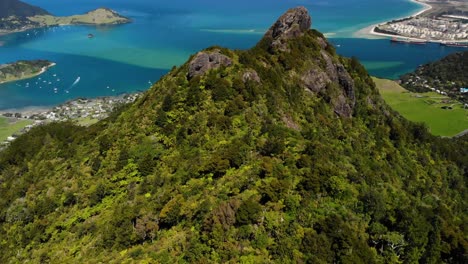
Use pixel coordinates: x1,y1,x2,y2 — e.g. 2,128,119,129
0,92,141,150
372,0,468,43
376,16,468,42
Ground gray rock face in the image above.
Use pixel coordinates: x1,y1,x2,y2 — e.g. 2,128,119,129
336,65,355,105
301,68,330,93
301,51,356,118
316,37,328,49
263,6,311,51
242,70,261,83
333,94,354,118
188,51,232,79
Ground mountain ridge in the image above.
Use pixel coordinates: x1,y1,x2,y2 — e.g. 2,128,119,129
0,7,466,263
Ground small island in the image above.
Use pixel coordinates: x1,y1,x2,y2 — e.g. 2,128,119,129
359,0,468,43
0,0,131,35
0,60,55,84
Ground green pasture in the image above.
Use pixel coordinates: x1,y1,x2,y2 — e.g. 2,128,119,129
0,117,33,141
373,77,468,137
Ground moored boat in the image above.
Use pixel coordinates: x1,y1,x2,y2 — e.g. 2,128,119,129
440,42,468,48
390,37,427,45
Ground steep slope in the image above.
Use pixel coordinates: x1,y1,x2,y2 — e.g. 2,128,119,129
0,0,50,18
0,7,466,263
400,51,468,103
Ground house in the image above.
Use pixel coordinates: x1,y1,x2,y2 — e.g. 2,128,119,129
460,88,468,93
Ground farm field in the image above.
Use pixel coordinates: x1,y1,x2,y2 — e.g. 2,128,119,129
0,117,33,141
374,77,468,137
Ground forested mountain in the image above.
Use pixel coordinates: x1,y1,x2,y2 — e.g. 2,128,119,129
0,0,50,19
400,51,468,103
0,7,466,263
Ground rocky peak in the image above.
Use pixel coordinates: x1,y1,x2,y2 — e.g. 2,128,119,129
263,6,311,51
188,50,232,79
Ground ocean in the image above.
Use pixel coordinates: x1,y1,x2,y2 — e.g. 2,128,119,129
0,0,465,110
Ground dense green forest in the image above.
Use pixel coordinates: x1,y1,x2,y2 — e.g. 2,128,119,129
0,7,466,263
400,51,468,103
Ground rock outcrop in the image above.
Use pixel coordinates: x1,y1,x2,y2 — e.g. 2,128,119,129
242,70,261,83
301,46,356,117
263,6,311,51
260,6,355,117
301,68,331,93
188,51,232,79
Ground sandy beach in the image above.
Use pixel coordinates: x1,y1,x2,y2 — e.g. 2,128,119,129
353,0,432,40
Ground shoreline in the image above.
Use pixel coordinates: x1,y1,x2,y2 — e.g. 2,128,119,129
0,8,131,37
354,0,432,40
0,91,141,116
352,0,468,43
0,62,56,85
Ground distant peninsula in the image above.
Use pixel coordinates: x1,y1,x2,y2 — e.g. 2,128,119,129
0,0,131,35
357,0,468,43
0,60,55,84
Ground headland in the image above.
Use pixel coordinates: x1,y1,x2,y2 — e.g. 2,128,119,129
0,6,131,35
0,60,55,84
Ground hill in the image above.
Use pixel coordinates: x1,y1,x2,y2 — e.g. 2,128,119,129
28,8,131,27
0,3,130,34
0,0,49,19
0,7,466,263
400,51,468,103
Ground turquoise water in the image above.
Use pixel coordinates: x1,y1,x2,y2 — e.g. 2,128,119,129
0,0,466,110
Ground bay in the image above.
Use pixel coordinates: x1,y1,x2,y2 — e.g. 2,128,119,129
0,0,465,110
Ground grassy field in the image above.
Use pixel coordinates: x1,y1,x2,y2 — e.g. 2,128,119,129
0,117,33,141
373,77,468,137
76,117,99,126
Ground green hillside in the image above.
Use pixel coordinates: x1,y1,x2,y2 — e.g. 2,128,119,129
0,7,466,263
400,51,468,103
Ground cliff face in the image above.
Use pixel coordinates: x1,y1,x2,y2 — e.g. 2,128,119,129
0,0,50,19
263,6,311,51
0,6,466,264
